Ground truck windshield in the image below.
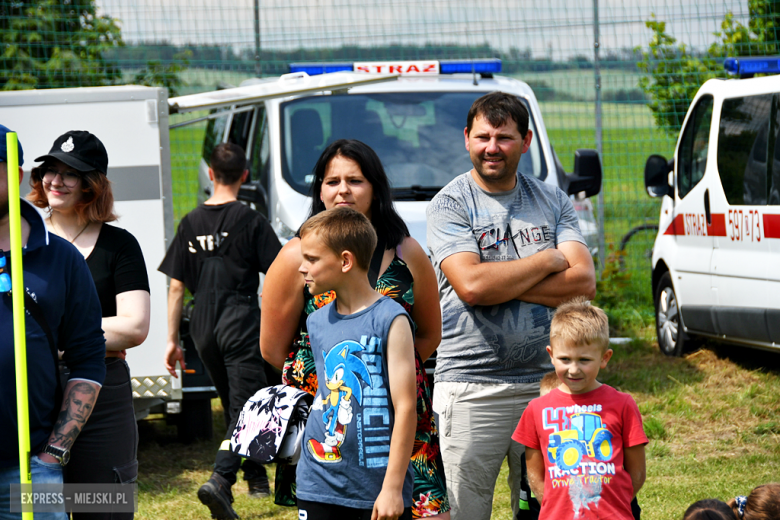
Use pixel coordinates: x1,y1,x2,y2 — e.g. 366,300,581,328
280,92,547,199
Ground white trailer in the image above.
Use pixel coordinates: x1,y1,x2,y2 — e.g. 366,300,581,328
0,86,189,426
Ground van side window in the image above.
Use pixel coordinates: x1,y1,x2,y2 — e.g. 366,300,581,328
717,93,773,205
770,94,780,205
228,109,252,151
202,115,228,163
249,106,270,210
677,95,714,199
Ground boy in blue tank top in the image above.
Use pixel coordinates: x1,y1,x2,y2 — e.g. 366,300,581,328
296,207,417,520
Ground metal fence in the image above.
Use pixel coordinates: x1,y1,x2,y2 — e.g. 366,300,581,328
2,0,774,312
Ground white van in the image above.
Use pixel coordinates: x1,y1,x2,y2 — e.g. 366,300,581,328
171,59,603,254
645,56,780,356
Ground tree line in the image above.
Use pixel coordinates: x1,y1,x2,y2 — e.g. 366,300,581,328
102,42,644,75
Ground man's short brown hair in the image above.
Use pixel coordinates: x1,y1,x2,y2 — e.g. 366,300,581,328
466,91,530,137
299,207,377,271
550,296,610,352
210,143,247,185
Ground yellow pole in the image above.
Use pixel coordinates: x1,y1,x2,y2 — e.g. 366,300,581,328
6,132,34,520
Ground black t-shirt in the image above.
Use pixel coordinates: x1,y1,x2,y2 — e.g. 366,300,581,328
158,201,281,295
86,224,151,317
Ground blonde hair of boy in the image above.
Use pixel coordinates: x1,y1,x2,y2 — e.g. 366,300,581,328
299,207,378,271
539,371,560,396
550,296,610,352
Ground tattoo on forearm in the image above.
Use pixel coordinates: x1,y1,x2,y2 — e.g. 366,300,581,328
49,382,98,449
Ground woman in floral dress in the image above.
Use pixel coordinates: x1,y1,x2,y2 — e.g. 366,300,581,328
261,139,450,518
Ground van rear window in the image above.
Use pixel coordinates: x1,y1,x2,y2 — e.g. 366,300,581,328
279,92,547,198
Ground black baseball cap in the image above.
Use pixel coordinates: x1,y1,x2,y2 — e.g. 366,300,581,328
34,130,109,175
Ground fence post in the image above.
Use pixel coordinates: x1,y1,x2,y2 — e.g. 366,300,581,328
593,0,605,274
254,0,262,77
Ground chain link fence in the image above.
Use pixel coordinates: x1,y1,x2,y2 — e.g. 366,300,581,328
3,0,775,317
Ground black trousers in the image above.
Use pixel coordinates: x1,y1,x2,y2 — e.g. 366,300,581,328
65,358,138,520
297,499,413,520
192,298,268,486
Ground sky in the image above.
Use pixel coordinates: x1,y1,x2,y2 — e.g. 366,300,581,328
96,0,750,60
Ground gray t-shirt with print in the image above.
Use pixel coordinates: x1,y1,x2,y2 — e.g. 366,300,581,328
426,171,586,384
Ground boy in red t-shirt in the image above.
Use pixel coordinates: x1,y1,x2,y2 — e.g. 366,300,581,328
512,297,647,520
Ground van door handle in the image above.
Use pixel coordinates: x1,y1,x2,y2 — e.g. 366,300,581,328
704,189,711,225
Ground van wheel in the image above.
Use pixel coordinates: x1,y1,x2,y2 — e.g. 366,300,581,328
655,272,688,357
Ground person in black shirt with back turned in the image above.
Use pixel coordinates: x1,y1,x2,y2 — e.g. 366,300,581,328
159,143,281,520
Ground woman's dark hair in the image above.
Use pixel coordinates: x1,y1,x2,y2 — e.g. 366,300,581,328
305,139,409,249
684,499,738,520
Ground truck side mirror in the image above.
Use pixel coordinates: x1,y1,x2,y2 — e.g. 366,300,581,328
238,180,269,216
644,155,673,198
566,149,602,198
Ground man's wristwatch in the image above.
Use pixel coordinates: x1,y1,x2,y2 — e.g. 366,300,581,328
42,445,70,466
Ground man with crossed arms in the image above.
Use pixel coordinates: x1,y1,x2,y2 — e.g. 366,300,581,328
426,93,596,520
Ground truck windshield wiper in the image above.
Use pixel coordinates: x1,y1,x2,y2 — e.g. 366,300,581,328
392,185,442,201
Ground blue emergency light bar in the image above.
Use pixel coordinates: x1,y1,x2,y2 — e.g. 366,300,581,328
288,63,353,75
439,59,502,74
289,59,502,76
724,56,780,76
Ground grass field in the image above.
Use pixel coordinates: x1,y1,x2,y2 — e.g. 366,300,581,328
509,69,647,102
135,333,780,520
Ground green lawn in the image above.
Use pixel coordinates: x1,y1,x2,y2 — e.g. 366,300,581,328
510,69,647,102
169,120,206,223
136,334,780,520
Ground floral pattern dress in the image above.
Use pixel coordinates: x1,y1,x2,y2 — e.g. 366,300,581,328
278,255,450,517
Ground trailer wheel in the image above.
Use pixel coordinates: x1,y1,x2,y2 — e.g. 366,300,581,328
178,397,213,443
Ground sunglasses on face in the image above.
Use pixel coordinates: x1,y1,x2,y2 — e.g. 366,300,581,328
41,167,81,188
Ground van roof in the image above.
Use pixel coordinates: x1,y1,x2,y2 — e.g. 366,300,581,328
240,73,536,101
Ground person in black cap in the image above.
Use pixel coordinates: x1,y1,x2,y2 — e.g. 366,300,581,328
27,130,150,520
1,125,106,520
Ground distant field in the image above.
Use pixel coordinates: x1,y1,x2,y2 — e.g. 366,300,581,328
137,67,647,99
151,67,646,96
509,68,647,101
169,122,206,223
121,69,254,93
539,100,660,129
